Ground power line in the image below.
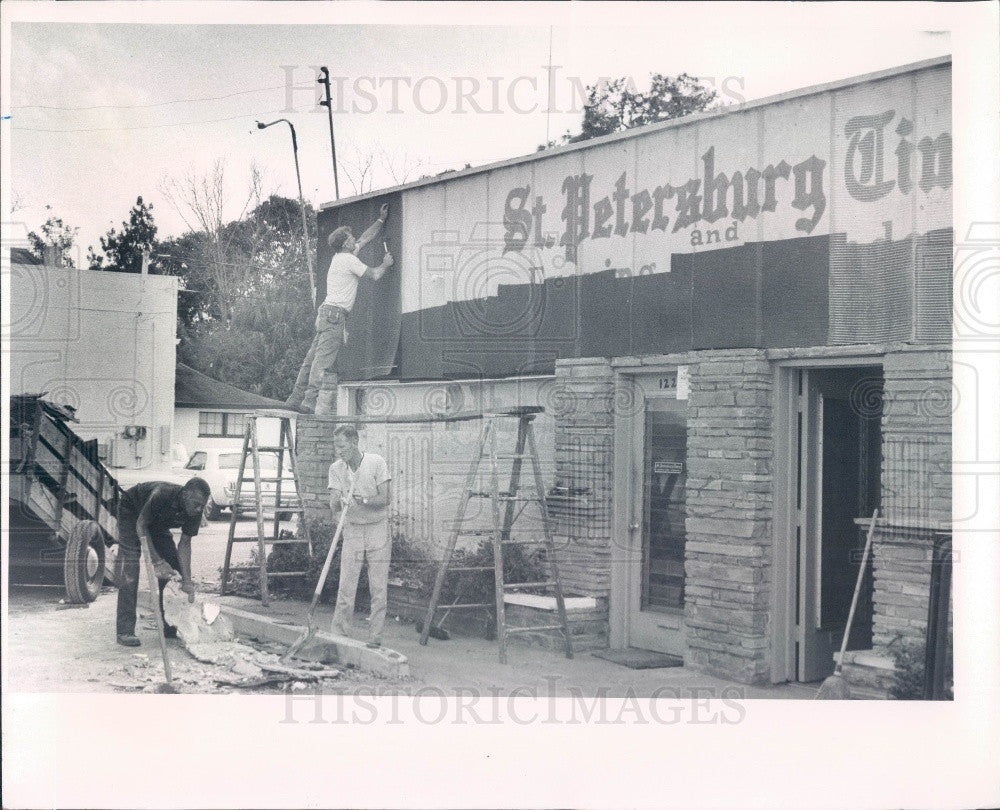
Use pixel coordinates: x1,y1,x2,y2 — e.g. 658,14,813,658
13,83,315,112
13,113,257,133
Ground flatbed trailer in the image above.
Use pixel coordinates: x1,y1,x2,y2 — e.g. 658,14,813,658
9,394,122,603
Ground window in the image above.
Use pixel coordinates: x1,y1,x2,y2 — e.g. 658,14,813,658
198,411,249,438
185,452,207,471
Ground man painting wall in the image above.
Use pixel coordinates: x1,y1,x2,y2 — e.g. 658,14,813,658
287,203,393,415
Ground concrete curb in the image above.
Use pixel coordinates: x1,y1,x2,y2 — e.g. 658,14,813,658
219,605,409,678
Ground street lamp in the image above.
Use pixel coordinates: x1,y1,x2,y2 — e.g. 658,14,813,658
256,119,317,307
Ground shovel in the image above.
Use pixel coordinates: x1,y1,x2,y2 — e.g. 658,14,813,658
137,534,179,693
282,473,358,661
815,507,879,700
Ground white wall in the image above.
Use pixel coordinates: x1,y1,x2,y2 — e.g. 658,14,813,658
9,264,178,472
174,407,287,461
338,376,556,554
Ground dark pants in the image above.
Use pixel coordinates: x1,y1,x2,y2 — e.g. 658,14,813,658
115,508,181,636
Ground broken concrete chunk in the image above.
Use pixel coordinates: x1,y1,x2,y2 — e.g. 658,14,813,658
202,602,221,625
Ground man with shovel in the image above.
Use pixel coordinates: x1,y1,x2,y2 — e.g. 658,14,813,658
287,203,393,416
115,477,210,647
327,424,392,647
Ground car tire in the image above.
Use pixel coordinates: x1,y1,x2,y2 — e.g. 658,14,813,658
64,520,106,604
205,496,223,521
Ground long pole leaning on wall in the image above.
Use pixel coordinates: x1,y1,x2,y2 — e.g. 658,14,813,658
318,67,340,201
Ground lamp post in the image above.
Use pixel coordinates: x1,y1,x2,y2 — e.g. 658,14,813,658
256,119,316,307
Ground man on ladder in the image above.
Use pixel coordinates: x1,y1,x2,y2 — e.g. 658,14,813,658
287,204,393,416
327,424,392,648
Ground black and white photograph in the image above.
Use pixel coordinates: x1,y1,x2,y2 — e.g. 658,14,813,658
2,2,998,808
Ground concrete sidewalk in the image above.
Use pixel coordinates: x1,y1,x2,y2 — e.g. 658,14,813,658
213,592,816,699
5,583,814,698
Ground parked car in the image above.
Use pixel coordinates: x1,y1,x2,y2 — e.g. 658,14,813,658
176,449,299,520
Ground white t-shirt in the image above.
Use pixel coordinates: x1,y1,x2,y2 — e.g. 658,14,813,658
323,251,368,311
327,453,391,524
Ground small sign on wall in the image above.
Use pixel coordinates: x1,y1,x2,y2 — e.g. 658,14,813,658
653,461,683,475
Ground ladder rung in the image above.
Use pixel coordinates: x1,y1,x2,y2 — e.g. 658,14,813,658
446,566,496,572
253,446,286,452
503,581,554,589
233,504,304,511
467,492,540,502
225,567,307,577
505,625,566,634
492,454,533,459
228,537,309,544
500,538,551,545
433,603,494,610
453,529,498,536
240,477,292,484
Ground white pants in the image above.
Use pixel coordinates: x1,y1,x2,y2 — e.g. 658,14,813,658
332,520,390,642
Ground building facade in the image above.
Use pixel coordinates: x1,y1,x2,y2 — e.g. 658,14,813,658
297,57,952,686
174,362,289,459
9,259,179,474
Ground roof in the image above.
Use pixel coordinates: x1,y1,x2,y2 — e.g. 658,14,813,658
321,55,951,211
10,248,41,265
175,363,288,410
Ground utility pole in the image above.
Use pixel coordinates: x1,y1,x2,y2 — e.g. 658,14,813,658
318,67,340,200
256,119,317,307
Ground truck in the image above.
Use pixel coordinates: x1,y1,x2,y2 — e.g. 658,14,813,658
9,394,121,603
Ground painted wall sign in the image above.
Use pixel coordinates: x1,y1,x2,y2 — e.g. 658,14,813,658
397,63,950,314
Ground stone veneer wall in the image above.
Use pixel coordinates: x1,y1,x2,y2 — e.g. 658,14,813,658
683,350,774,684
548,358,616,601
873,345,952,654
294,415,341,526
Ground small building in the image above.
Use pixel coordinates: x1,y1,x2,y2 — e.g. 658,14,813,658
173,362,290,457
8,257,179,473
296,57,953,688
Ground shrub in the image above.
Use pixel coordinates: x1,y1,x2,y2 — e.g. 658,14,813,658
887,631,953,701
223,514,551,619
887,637,926,700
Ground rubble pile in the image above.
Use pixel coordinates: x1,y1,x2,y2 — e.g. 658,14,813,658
110,591,343,693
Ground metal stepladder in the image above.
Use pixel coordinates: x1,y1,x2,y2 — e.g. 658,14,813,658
220,409,312,606
419,407,573,663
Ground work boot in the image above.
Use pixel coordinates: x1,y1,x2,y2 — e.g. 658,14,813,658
117,634,141,647
314,388,338,417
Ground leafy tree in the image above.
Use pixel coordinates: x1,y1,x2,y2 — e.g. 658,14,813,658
27,205,79,267
88,196,158,273
540,72,717,149
172,192,317,400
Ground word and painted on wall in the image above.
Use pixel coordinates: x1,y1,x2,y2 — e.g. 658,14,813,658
503,110,951,262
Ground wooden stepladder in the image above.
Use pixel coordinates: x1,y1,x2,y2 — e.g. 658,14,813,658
419,407,573,663
220,409,312,606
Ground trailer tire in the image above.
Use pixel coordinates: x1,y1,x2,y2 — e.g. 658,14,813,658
64,520,106,603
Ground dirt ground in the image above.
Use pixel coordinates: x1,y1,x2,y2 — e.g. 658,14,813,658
6,517,816,699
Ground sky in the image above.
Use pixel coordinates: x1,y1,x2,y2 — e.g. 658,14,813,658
6,11,952,261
